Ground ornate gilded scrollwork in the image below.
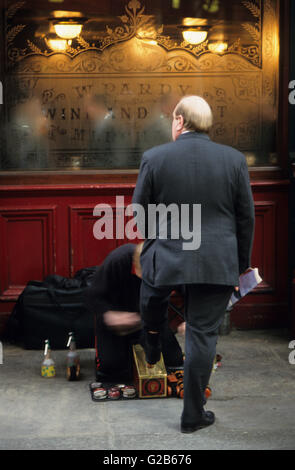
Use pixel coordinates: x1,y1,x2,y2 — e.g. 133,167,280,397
4,0,279,169
6,0,263,69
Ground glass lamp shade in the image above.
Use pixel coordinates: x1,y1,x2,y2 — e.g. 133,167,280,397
54,23,82,39
182,30,208,45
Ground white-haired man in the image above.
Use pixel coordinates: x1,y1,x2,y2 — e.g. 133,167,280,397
132,95,255,433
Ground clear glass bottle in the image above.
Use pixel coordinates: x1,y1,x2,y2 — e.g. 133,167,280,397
66,332,80,381
41,339,56,378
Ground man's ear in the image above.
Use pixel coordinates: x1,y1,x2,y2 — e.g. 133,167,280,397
176,114,184,131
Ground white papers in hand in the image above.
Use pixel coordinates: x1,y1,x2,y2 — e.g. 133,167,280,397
228,268,262,308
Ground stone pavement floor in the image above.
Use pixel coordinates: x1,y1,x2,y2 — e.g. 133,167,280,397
0,329,295,450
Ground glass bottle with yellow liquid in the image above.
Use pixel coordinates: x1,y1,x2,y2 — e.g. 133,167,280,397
41,339,56,377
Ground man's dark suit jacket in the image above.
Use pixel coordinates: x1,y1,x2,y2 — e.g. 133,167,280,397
132,131,255,287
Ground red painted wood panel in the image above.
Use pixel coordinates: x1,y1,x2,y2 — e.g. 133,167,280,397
231,181,289,329
0,206,56,299
0,180,291,334
251,201,276,292
68,193,134,275
69,204,121,276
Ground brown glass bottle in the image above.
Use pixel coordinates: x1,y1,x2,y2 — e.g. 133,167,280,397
66,332,80,381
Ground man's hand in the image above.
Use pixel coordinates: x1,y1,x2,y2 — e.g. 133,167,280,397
103,311,142,335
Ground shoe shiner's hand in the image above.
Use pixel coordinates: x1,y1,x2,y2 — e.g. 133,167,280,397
177,321,186,336
104,311,141,334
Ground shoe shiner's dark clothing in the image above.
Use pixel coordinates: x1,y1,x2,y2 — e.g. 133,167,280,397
85,244,184,380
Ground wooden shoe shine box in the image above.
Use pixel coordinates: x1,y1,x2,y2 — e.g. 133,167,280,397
132,344,167,398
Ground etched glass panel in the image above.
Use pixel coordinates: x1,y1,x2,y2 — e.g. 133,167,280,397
1,0,279,170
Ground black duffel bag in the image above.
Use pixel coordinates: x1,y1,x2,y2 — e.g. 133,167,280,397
4,269,97,350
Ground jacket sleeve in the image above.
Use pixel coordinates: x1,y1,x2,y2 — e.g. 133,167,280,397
235,158,255,275
132,154,153,239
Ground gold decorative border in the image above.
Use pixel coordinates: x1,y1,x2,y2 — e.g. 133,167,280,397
6,0,263,69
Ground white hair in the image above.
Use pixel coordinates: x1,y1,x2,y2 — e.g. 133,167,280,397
174,95,213,133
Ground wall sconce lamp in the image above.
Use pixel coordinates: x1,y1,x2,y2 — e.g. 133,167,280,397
54,20,83,39
179,18,210,45
50,11,87,40
182,29,208,45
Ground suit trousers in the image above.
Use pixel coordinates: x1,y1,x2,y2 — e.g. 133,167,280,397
95,323,184,381
140,281,233,425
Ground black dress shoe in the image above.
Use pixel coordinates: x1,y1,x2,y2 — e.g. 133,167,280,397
143,330,162,365
181,411,215,433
